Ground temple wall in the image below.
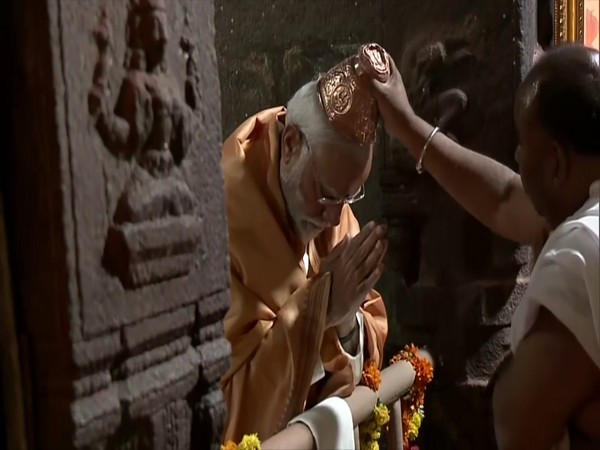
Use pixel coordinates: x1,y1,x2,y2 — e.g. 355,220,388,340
5,1,230,448
1,0,544,448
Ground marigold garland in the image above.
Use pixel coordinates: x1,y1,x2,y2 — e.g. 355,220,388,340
358,401,390,450
360,360,382,391
390,344,434,450
222,346,432,450
358,360,387,450
221,433,261,450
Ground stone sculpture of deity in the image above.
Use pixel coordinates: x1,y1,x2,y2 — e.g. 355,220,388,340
89,0,203,288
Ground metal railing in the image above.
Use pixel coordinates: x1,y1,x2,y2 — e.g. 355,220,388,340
262,350,433,450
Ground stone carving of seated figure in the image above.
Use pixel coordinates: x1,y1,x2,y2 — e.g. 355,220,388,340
110,82,198,224
89,0,203,288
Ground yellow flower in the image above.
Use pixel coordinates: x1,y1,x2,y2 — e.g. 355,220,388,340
366,440,379,450
406,426,418,441
410,411,423,431
359,402,389,450
361,419,376,435
373,404,390,427
406,412,422,441
238,434,261,450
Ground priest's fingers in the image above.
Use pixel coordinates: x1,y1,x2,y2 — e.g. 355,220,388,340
328,234,350,260
348,223,386,267
321,235,350,273
378,239,388,265
334,223,376,272
376,238,388,266
357,262,384,296
347,221,378,253
354,237,387,282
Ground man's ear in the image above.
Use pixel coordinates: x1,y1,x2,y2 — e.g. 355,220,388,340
281,125,302,166
552,141,569,187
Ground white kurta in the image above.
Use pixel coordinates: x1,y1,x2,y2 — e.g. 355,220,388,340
511,180,600,449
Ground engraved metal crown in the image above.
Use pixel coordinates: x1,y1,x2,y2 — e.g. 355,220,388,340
317,43,391,146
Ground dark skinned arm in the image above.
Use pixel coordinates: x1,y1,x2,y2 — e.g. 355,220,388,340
370,57,550,246
492,307,600,450
390,113,549,246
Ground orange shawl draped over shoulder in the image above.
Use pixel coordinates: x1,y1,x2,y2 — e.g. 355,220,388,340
220,107,388,442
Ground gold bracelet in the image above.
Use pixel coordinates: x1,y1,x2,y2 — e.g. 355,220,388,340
416,126,440,174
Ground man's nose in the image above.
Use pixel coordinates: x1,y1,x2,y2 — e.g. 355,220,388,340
323,204,343,228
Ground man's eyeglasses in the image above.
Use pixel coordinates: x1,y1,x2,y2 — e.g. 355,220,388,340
317,185,365,206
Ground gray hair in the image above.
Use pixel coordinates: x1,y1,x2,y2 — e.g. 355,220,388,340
285,80,362,153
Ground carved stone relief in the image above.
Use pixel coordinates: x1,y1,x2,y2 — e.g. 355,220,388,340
381,38,470,286
378,4,530,448
7,0,231,447
89,1,203,289
53,0,231,340
67,2,230,448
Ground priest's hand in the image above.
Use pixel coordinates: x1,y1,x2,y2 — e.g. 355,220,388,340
368,54,415,140
321,221,387,330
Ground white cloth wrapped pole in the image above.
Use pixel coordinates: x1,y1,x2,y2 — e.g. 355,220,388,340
288,397,355,450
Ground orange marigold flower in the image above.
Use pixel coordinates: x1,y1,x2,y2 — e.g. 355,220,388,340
221,441,238,450
361,360,382,391
391,344,435,450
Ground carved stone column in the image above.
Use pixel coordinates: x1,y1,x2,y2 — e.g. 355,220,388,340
6,0,230,448
380,1,536,448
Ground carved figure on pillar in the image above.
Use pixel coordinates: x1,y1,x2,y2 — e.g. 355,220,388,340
381,40,469,285
89,0,203,289
402,41,470,137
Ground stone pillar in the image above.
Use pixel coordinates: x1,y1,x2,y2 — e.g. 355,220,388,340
6,0,230,448
379,1,536,448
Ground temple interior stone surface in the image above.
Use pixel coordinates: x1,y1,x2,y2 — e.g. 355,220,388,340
2,0,543,448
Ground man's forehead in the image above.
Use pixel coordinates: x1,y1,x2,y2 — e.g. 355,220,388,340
312,140,372,158
312,143,371,174
311,143,371,195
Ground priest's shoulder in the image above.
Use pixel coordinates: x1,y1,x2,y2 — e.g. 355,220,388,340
223,106,286,149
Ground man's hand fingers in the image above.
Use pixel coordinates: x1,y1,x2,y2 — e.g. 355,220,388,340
349,223,386,267
377,239,388,265
369,53,399,91
354,237,387,282
329,234,350,259
348,222,378,250
321,235,350,274
357,262,384,296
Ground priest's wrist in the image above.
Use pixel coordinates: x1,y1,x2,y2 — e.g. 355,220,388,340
385,108,419,149
338,316,359,354
336,316,357,339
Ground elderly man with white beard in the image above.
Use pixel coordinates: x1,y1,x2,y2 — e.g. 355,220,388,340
220,45,390,443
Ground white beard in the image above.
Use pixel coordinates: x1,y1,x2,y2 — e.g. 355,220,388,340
280,157,327,245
